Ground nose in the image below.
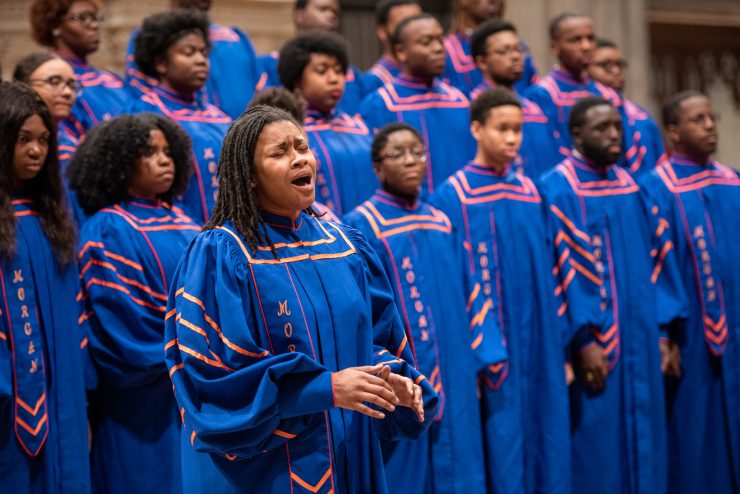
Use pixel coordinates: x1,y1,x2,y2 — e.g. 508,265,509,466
431,39,444,54
27,141,41,158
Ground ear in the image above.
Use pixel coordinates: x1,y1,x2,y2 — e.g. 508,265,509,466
571,126,583,149
475,54,487,74
470,120,482,142
52,28,61,37
376,25,388,45
154,56,168,78
373,162,385,184
549,39,559,57
293,10,304,28
394,44,407,64
666,123,680,145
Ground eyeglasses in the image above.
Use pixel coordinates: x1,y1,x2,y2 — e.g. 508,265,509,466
63,11,105,26
591,60,628,72
381,148,428,163
29,76,79,93
685,112,720,125
489,45,524,57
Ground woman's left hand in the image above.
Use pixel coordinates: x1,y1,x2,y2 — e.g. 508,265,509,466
374,365,424,422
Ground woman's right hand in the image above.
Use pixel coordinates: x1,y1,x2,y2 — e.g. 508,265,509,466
332,364,400,419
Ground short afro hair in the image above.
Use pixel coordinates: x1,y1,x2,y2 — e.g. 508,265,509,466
471,20,517,60
248,88,305,122
470,88,521,125
134,9,210,79
29,0,101,47
277,31,349,91
376,0,421,26
596,38,617,49
549,11,589,40
371,122,423,163
568,96,613,134
68,113,193,215
390,13,438,46
662,90,705,127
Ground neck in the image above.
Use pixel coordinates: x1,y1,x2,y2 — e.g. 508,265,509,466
559,64,587,83
128,188,158,202
404,71,435,87
159,80,196,102
381,186,418,207
490,76,513,91
473,153,509,175
673,147,711,165
55,44,86,63
572,149,610,173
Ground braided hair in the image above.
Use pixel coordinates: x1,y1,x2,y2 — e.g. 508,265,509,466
205,105,317,256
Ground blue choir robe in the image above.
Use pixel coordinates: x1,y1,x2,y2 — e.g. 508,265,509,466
360,74,475,195
163,210,439,494
129,85,232,224
430,163,571,494
619,96,666,178
57,127,87,227
125,23,261,119
442,32,538,97
0,195,90,493
257,52,366,116
58,54,132,138
78,198,200,494
344,190,507,494
539,152,669,493
639,154,740,494
524,67,621,164
471,79,561,177
362,55,402,94
304,108,378,215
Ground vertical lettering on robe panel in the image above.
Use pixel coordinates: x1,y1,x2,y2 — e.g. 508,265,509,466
277,299,297,353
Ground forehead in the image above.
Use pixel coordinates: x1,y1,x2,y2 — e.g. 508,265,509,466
67,0,99,13
260,120,304,143
679,95,711,116
307,52,340,64
593,46,622,60
306,0,339,10
387,4,423,25
32,58,74,77
484,104,523,123
556,16,593,38
383,129,422,147
402,18,443,42
486,29,519,47
19,114,49,132
584,104,620,123
170,32,207,48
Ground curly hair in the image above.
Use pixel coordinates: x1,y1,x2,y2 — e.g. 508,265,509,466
371,122,422,163
470,87,521,125
248,88,306,122
206,105,317,257
277,31,349,91
470,20,517,60
29,0,101,47
67,113,193,215
0,82,76,264
134,8,211,79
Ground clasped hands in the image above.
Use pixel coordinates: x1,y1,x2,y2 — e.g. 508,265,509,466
332,364,424,422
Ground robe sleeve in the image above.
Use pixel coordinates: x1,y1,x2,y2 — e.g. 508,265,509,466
165,229,336,458
340,225,439,441
78,214,170,388
359,91,393,134
639,176,690,337
540,179,604,348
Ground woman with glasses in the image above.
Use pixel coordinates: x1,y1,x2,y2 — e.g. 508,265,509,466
13,53,87,224
0,81,89,494
278,31,378,215
344,123,506,494
29,0,132,138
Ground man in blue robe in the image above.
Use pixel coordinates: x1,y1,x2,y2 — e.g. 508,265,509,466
124,0,262,120
345,123,507,494
470,19,561,177
539,97,669,493
443,0,537,97
258,0,366,115
640,91,740,494
588,38,665,177
278,32,379,214
362,0,422,94
524,12,620,163
361,14,475,196
431,88,570,494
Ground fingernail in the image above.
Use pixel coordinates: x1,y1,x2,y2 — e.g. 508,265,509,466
389,405,395,411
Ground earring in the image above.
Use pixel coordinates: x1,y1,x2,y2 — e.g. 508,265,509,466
53,28,61,37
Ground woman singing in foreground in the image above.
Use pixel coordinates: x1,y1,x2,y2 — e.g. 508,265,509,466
164,105,438,494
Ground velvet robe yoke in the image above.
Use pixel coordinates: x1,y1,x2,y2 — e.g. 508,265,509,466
430,164,571,494
442,31,538,97
0,197,90,494
344,191,507,494
639,156,740,494
360,74,475,195
303,109,378,215
129,85,232,224
78,199,200,494
164,212,438,494
59,54,132,137
539,155,668,493
125,23,261,120
620,97,666,178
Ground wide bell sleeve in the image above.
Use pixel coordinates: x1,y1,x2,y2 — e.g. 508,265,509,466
164,229,336,458
341,225,439,441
